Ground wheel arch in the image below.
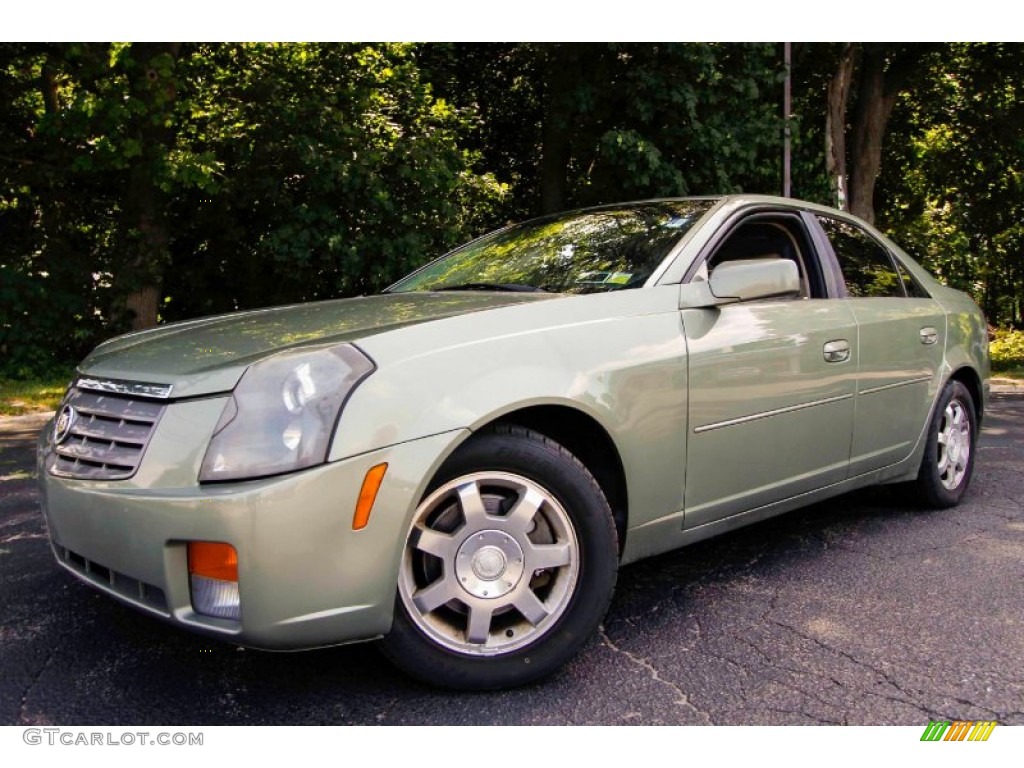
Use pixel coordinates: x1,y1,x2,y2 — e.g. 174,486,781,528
947,365,985,426
469,404,630,555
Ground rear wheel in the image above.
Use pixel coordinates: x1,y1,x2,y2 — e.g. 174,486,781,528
910,380,977,508
380,425,618,690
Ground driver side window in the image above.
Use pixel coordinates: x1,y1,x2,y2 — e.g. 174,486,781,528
695,216,824,299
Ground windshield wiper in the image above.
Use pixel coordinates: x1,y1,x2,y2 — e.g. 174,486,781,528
434,282,548,293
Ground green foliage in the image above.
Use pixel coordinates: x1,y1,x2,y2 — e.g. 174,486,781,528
0,43,506,375
582,43,785,202
0,259,104,379
422,43,786,213
880,43,1024,326
990,328,1024,372
160,43,507,320
3,41,1024,376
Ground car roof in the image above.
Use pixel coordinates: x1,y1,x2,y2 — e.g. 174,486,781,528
544,194,865,224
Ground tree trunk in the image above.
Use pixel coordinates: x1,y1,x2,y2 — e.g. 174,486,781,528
40,63,60,115
125,286,160,331
826,44,928,225
124,175,171,330
977,235,998,322
825,44,855,210
539,45,575,214
847,45,900,225
120,42,181,330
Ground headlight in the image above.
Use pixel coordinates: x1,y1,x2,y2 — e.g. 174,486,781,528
199,344,375,482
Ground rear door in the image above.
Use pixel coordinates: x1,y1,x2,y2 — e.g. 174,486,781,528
813,215,946,476
681,210,858,528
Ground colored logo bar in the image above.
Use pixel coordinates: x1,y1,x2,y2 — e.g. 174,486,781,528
921,721,997,741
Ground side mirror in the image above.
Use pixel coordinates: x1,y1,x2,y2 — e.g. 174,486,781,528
679,258,801,308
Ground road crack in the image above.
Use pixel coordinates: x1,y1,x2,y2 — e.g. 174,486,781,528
17,624,72,725
599,625,712,724
765,617,1000,721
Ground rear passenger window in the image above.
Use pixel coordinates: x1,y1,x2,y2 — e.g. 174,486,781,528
894,259,931,298
817,216,905,298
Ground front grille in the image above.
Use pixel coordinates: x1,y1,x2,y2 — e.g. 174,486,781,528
50,388,165,480
59,545,169,615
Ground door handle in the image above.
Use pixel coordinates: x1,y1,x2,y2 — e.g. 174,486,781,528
920,327,938,345
823,339,850,363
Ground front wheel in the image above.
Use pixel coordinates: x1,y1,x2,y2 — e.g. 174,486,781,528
380,425,618,690
910,380,978,508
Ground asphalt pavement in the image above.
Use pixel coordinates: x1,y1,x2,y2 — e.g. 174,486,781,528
2,395,1022,726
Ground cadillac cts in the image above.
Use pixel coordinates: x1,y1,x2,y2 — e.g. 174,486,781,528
37,195,989,689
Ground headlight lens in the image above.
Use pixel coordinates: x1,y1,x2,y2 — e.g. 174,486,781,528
199,344,375,482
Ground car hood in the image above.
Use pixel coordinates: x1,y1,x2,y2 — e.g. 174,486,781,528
79,292,555,398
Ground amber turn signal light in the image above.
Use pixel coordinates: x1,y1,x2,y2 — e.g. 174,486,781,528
188,541,239,582
353,463,388,530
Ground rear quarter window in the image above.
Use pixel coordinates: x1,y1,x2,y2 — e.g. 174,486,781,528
817,216,905,298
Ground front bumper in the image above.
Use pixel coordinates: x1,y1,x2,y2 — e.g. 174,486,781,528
37,398,466,650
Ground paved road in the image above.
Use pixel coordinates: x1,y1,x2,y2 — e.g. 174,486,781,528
2,397,1022,726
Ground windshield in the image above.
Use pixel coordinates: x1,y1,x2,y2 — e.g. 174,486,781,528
387,200,714,294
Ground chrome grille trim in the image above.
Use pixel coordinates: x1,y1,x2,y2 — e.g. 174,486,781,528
50,388,166,480
71,393,164,422
76,377,173,399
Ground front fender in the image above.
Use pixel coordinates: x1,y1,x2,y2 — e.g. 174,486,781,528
328,287,691,530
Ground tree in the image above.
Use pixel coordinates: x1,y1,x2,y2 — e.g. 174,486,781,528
161,43,506,320
4,42,1024,377
425,43,786,216
28,43,191,331
881,43,1024,326
0,43,506,375
824,43,938,224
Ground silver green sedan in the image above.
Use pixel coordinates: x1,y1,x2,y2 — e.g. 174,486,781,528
36,195,989,689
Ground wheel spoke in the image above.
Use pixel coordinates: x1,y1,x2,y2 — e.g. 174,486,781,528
527,542,571,570
412,527,458,560
412,578,458,614
465,604,493,644
937,450,948,473
505,487,544,532
937,431,948,446
513,590,550,626
952,405,964,428
458,482,490,528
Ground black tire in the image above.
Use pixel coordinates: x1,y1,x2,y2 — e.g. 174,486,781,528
380,424,618,690
910,380,978,508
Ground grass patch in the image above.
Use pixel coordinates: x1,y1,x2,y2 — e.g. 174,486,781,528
992,367,1024,381
0,375,71,416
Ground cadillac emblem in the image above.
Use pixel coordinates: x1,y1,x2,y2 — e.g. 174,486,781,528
53,404,77,444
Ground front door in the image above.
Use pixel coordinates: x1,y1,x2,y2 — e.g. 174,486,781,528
681,212,859,529
682,300,858,528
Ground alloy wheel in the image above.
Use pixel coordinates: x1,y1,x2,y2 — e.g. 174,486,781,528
398,472,579,656
937,397,971,491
